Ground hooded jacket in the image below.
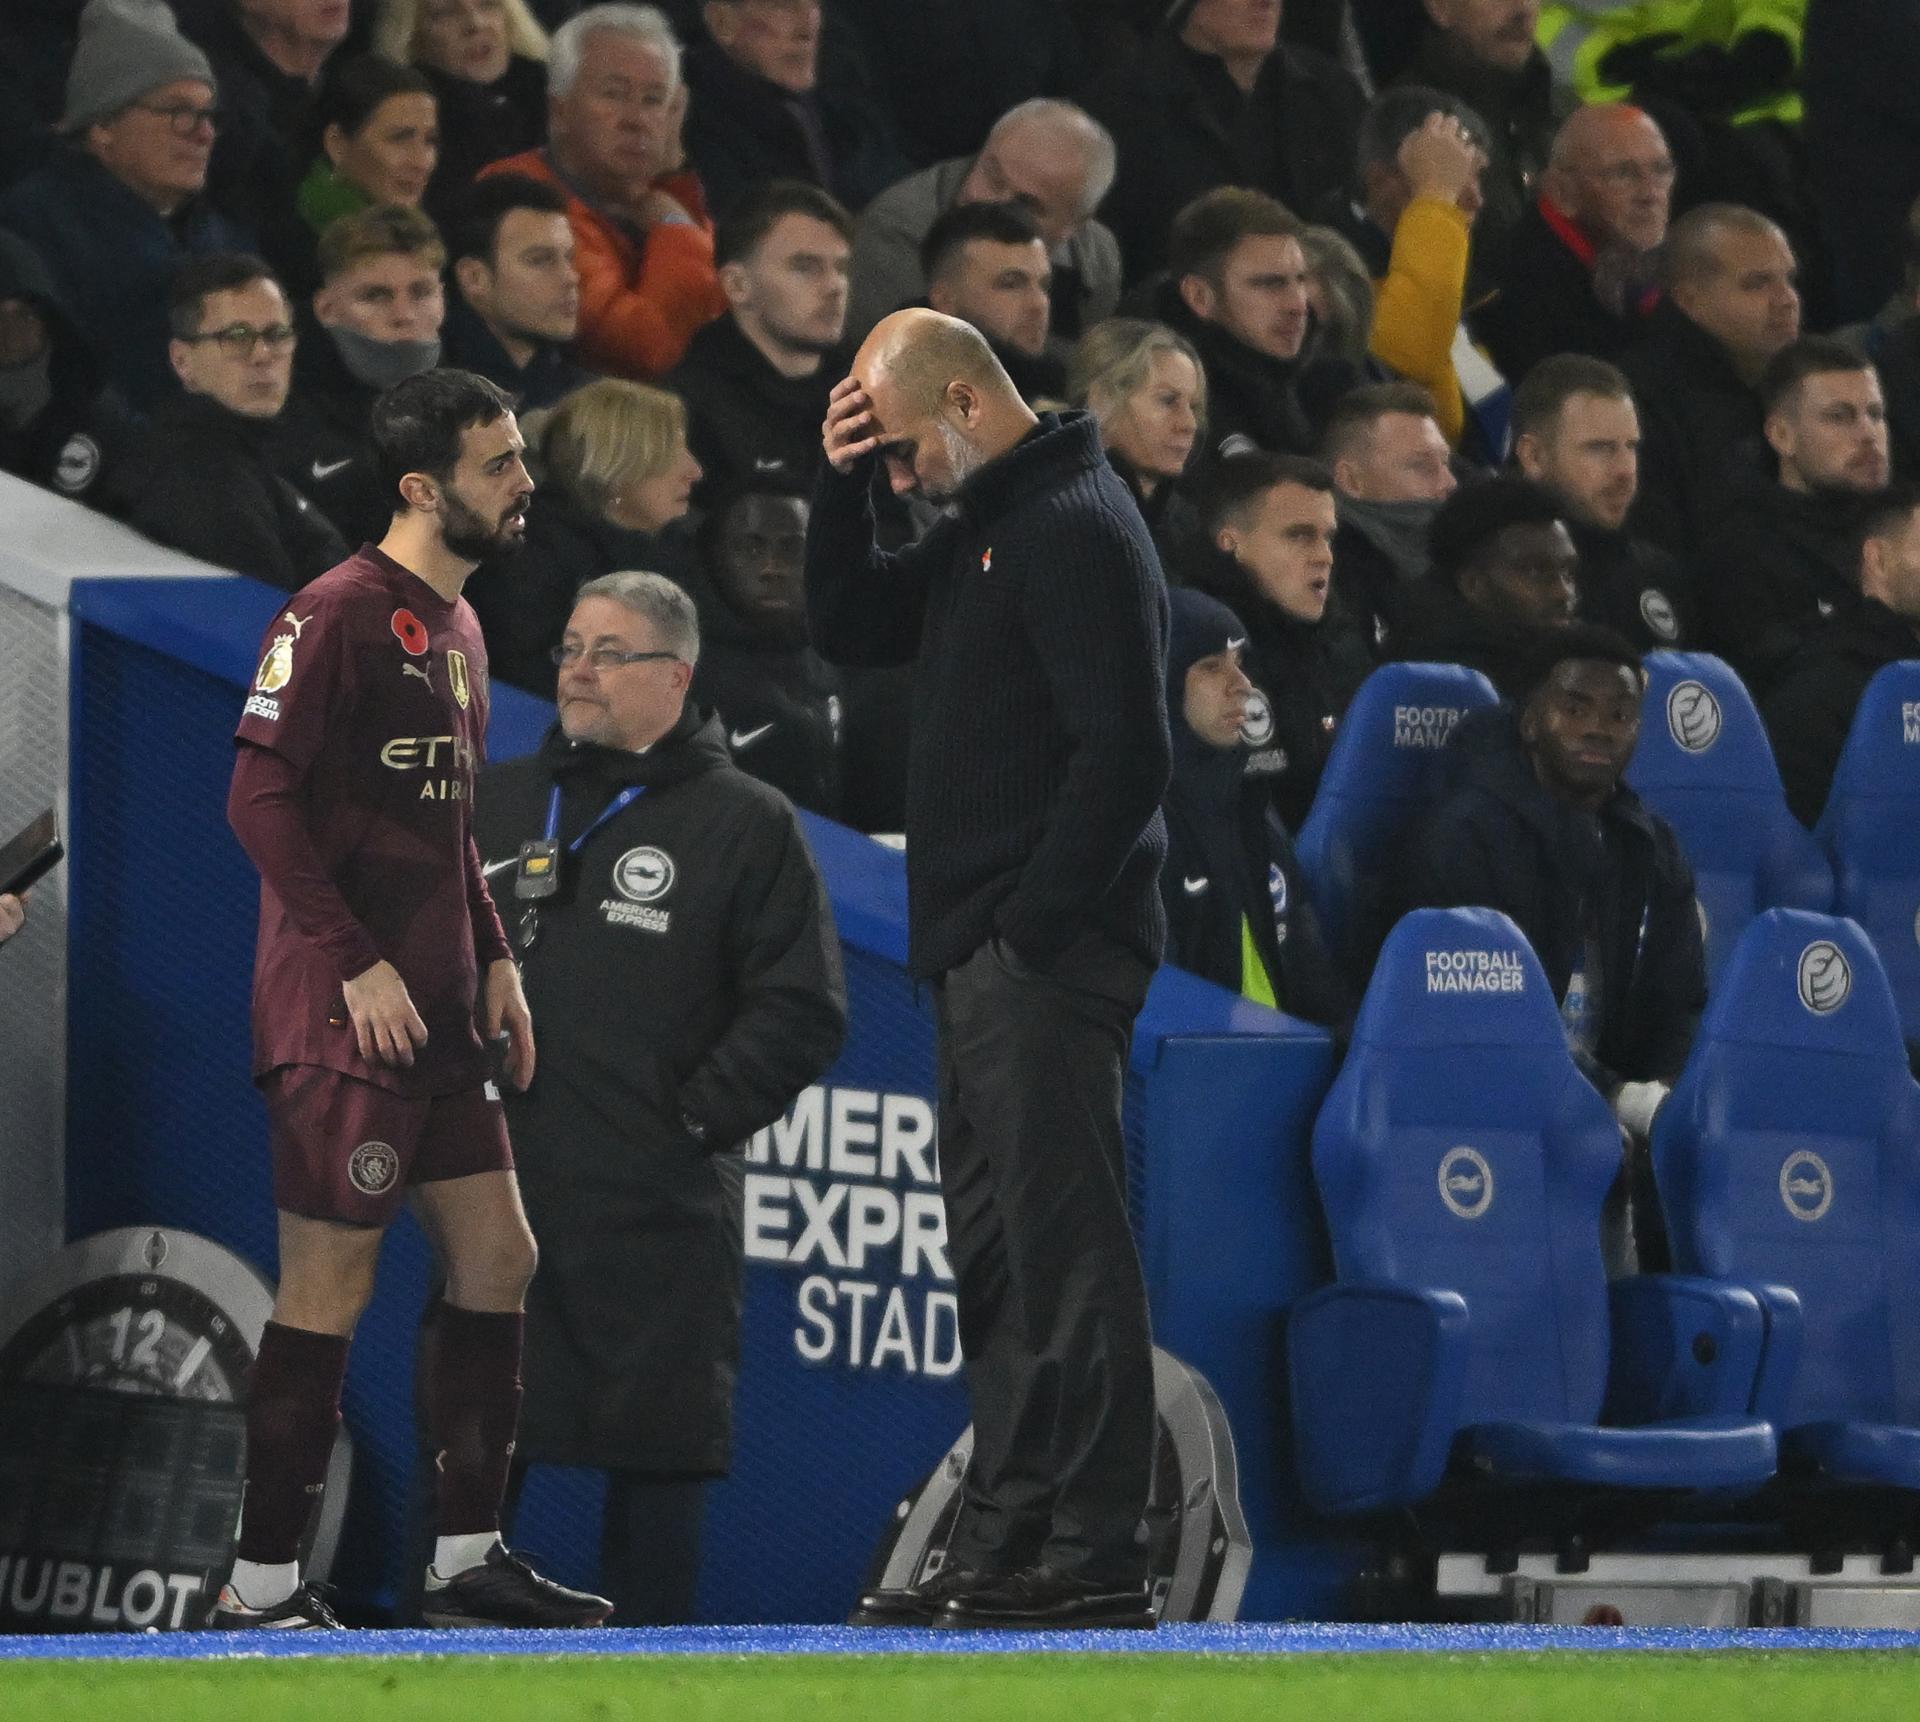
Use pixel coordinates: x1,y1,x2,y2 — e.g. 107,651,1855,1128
686,564,846,820
1700,465,1871,696
112,389,346,589
1404,704,1706,1091
1762,596,1919,828
1182,538,1376,833
0,228,133,502
1160,593,1346,1025
472,708,847,1470
666,313,837,509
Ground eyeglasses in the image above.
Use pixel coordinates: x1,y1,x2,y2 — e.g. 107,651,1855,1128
179,324,298,358
1587,159,1677,189
549,644,682,671
134,101,220,136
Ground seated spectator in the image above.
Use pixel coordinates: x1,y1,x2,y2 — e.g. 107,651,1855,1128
845,99,1120,348
1389,473,1577,698
1296,225,1376,371
1702,336,1891,695
371,0,550,208
176,0,350,235
1080,0,1366,282
272,202,448,542
682,0,904,219
271,55,439,294
1476,103,1672,384
921,202,1063,405
1322,381,1457,645
1512,354,1693,650
1183,452,1376,832
465,376,700,689
1324,89,1503,458
1765,483,1920,829
666,179,850,505
1160,584,1345,1024
1404,622,1707,1153
1392,0,1575,281
0,0,246,412
1157,188,1361,473
482,4,726,379
1842,192,1920,483
687,468,844,817
0,230,135,506
1618,202,1799,567
442,173,588,409
114,253,346,589
1068,317,1206,567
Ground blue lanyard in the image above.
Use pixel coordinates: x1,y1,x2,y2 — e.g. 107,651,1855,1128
545,784,646,853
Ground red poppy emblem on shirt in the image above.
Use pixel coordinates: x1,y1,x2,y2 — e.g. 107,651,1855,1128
981,547,992,572
391,609,429,655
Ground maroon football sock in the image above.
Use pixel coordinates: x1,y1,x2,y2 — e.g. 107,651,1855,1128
425,1306,524,1537
237,1321,350,1565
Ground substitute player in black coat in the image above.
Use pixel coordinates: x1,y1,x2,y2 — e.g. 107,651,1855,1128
474,571,846,1624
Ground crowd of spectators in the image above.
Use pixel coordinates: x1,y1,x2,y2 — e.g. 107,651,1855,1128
3,0,1917,1064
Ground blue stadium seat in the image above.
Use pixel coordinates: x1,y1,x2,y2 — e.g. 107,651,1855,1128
1289,907,1777,1517
1814,663,1920,1047
1652,910,1920,1492
1294,664,1499,981
1626,652,1832,982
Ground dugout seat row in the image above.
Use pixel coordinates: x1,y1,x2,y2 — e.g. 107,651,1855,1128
1290,903,1920,1569
1294,655,1920,1045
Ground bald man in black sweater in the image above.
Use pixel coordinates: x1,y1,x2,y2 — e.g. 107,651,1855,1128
807,308,1171,1632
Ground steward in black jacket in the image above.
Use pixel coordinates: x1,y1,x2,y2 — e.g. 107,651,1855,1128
1160,586,1345,1026
1404,696,1706,1095
111,390,347,590
1763,596,1920,829
472,708,846,1477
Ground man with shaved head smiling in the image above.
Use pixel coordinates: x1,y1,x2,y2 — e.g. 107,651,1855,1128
1478,103,1675,381
807,308,1171,1632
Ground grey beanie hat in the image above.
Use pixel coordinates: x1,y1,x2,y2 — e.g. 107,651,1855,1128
58,0,217,135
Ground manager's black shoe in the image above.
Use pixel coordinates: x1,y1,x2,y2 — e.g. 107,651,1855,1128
421,1544,612,1628
937,1565,1157,1631
848,1563,994,1626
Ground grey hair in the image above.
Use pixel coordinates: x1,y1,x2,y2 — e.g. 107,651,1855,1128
575,570,701,664
549,3,681,98
988,99,1118,218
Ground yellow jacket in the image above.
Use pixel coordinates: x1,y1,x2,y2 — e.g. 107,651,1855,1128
1371,197,1473,445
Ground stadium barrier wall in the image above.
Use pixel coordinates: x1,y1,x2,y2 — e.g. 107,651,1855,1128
4,476,1360,1622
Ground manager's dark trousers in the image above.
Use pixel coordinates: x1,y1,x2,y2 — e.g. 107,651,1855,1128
934,929,1156,1585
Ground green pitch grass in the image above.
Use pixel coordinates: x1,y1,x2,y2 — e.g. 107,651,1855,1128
9,1651,1920,1722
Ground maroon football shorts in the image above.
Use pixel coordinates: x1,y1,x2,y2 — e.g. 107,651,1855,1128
263,1064,514,1225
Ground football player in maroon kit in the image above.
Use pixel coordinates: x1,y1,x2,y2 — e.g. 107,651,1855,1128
219,369,611,1629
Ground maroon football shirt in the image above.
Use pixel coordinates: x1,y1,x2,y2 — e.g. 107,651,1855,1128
232,545,510,1096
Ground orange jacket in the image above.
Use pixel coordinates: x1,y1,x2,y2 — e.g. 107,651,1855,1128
481,148,726,380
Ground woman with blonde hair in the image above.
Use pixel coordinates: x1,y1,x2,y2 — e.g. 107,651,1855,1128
374,0,551,207
1068,317,1207,563
466,378,704,691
